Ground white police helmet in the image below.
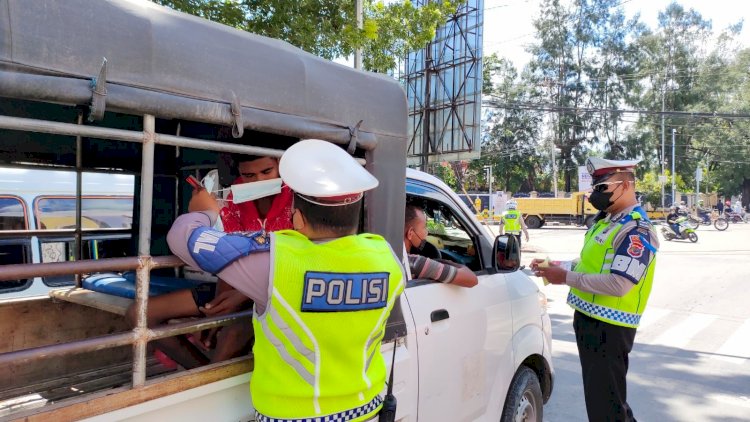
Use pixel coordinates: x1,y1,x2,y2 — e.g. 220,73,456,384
506,200,518,210
586,157,640,184
279,139,379,206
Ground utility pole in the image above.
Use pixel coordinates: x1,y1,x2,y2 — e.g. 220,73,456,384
354,0,363,69
672,129,677,203
660,92,666,207
421,34,434,172
551,144,558,198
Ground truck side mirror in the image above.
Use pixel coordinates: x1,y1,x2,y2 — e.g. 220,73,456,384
493,234,520,272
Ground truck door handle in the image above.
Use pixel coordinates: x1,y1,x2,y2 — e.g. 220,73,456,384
430,309,450,322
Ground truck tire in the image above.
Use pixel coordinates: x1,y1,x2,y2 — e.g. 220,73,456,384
501,366,543,422
525,215,542,229
584,215,595,228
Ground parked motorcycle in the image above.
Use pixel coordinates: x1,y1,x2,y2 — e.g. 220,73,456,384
662,217,699,242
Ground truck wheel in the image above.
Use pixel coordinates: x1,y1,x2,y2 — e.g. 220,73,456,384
584,215,595,228
525,216,542,229
501,366,543,422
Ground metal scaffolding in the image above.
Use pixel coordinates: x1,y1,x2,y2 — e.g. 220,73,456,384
401,0,484,169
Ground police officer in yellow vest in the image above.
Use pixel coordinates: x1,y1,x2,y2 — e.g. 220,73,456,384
167,139,405,422
500,200,529,247
531,158,658,422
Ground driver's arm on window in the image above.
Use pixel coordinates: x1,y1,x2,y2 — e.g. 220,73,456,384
408,254,478,287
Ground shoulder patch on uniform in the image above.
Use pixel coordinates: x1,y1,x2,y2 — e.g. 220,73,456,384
626,235,645,258
188,228,270,274
301,271,389,312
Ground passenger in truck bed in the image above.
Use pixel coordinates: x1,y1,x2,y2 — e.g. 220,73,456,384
125,150,293,369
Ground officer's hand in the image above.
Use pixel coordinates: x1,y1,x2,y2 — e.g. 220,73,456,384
525,233,530,242
529,258,547,270
534,266,567,285
199,289,250,317
188,188,220,213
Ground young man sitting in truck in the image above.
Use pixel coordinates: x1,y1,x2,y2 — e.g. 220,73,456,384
125,148,293,369
404,204,478,287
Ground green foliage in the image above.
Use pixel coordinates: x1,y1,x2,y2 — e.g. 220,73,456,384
480,53,547,193
431,164,458,190
155,0,458,73
426,219,446,235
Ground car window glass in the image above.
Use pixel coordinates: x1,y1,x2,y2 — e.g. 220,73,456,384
0,243,32,291
0,197,27,230
407,193,481,273
35,197,133,229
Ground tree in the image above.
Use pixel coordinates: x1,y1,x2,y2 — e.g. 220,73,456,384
526,0,642,191
480,54,546,193
631,4,749,205
154,0,458,73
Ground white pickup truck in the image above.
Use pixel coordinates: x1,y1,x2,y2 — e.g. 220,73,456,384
0,2,552,420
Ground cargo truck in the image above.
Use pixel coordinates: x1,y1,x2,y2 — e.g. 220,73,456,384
514,192,598,229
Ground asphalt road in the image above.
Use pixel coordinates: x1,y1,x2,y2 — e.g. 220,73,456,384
521,220,750,422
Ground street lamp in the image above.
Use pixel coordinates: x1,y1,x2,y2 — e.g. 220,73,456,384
484,165,493,217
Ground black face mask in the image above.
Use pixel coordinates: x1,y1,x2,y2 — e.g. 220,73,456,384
411,230,427,252
589,190,614,211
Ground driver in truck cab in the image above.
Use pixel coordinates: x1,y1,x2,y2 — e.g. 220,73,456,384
166,139,405,422
404,204,478,287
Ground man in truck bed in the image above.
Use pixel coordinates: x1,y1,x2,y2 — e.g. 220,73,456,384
167,139,405,422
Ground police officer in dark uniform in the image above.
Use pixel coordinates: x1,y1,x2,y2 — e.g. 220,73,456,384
532,158,659,422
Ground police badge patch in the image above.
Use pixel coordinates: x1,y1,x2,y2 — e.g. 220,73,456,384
626,235,645,258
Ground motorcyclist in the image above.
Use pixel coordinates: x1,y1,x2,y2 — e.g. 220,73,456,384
676,201,688,216
666,207,681,236
696,200,710,223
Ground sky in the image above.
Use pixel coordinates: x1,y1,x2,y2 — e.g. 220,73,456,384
483,0,750,68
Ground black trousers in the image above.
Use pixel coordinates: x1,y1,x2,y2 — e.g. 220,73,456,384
573,311,637,422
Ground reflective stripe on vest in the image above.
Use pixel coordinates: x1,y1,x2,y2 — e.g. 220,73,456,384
503,210,522,233
254,396,383,422
567,207,656,328
252,230,404,420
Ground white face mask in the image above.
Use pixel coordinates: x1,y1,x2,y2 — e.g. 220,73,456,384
201,169,220,195
230,178,282,204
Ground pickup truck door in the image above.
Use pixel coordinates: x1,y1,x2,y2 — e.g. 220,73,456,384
405,180,514,421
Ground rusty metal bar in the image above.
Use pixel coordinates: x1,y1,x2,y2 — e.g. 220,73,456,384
0,255,183,281
0,114,147,143
0,332,137,367
0,115,367,164
75,112,84,287
0,311,252,366
148,310,254,341
132,114,156,387
132,258,151,387
0,115,280,155
0,228,131,238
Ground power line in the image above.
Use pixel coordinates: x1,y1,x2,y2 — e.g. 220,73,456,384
483,98,750,119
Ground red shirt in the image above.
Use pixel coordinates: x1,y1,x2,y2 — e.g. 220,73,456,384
219,177,294,233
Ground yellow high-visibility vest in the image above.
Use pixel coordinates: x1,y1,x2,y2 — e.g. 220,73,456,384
252,230,404,421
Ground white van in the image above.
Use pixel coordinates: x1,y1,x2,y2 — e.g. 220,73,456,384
0,168,134,298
